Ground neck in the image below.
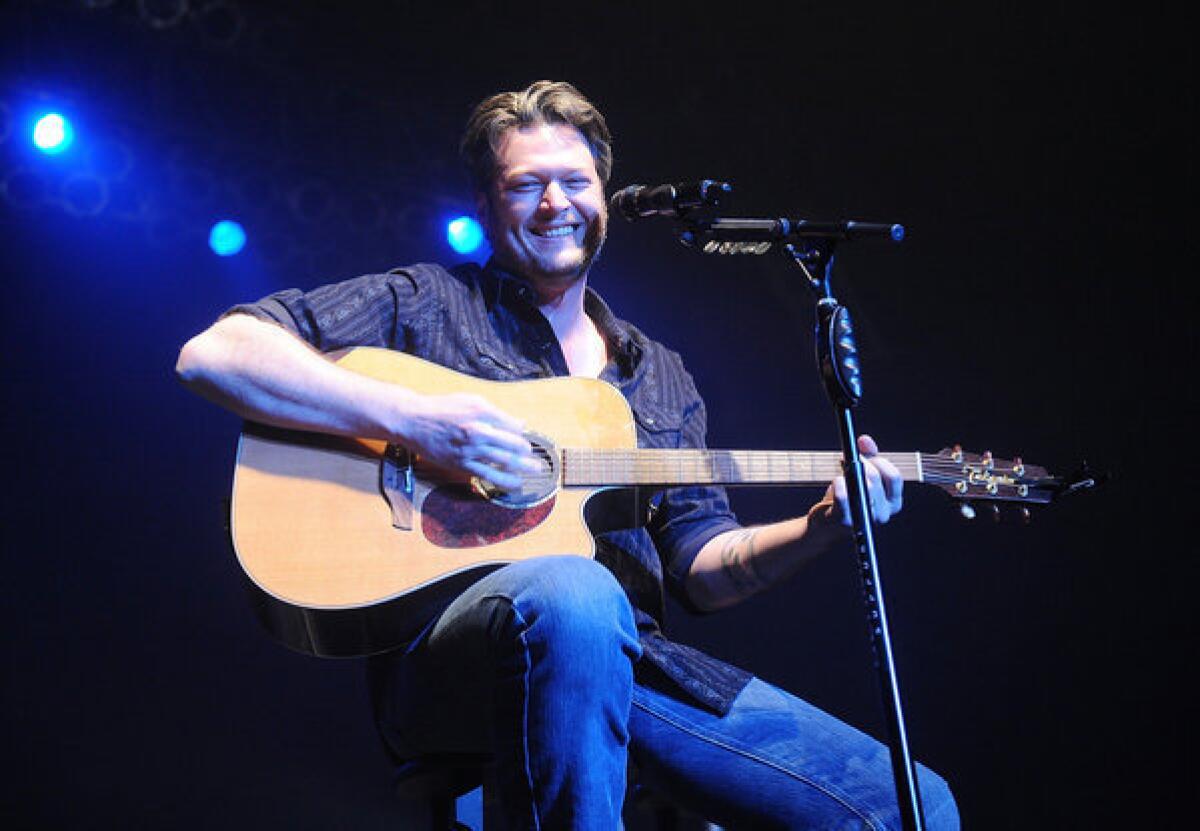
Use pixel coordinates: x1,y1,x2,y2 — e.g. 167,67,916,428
535,274,608,378
536,274,590,341
561,448,926,487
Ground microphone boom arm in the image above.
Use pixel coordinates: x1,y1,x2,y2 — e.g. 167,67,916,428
608,179,903,251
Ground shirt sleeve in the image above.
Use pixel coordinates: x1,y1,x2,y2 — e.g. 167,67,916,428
647,377,742,604
222,268,432,351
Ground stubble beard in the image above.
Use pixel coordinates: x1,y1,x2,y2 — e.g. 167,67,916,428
501,211,608,288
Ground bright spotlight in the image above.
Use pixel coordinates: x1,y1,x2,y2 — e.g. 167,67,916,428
209,219,247,256
447,215,484,254
32,113,74,154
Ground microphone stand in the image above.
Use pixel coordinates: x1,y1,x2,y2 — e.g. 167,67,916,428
676,212,926,830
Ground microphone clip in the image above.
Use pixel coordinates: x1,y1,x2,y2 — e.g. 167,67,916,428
610,179,731,221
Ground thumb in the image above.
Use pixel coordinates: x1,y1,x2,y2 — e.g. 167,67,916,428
857,434,879,456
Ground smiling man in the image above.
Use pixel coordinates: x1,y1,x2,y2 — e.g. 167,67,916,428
176,81,958,829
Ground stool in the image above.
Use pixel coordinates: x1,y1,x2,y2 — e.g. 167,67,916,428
394,754,722,830
394,753,489,830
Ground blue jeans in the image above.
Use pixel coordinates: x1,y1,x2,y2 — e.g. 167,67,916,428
370,556,959,830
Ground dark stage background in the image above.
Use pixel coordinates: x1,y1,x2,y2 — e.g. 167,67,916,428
1,2,1191,828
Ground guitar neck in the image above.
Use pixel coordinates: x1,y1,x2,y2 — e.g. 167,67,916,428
561,449,927,488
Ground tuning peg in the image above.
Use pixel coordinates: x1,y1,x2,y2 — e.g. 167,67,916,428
1018,506,1031,524
981,451,994,470
959,502,976,520
987,503,1001,522
1013,455,1025,476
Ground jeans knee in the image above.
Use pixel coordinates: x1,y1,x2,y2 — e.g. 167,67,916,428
504,556,640,670
918,767,959,830
512,556,635,633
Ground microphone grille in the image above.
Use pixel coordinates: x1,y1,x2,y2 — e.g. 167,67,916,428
610,184,643,221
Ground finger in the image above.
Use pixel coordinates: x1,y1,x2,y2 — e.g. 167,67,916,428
471,420,536,459
862,465,890,523
463,458,524,492
460,445,536,485
871,486,892,523
464,442,542,479
831,476,851,526
458,441,530,480
859,435,903,517
870,456,904,512
852,463,895,524
496,446,544,475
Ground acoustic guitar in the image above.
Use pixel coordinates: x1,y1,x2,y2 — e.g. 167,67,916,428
230,347,1067,657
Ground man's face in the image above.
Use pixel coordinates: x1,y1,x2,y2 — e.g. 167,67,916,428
479,123,607,291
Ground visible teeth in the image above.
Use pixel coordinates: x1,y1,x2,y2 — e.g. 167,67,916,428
535,226,574,238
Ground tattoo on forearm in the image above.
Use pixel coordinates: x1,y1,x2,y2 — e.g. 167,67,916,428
720,528,763,594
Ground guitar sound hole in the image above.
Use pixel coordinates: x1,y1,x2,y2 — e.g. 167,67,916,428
490,431,558,509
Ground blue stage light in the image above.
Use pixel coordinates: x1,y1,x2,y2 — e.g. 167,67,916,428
447,216,484,254
209,219,246,256
32,113,73,154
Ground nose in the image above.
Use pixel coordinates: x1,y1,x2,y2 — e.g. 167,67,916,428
540,180,570,212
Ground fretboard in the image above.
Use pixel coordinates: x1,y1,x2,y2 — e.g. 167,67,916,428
561,449,925,488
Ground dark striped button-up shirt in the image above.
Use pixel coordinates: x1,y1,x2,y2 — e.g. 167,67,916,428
228,260,751,714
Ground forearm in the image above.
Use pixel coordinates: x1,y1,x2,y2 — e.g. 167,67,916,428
175,313,411,442
684,435,904,611
684,503,847,611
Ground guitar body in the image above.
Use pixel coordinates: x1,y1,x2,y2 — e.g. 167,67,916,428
230,347,638,657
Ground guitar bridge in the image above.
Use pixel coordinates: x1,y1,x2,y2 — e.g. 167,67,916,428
381,445,415,531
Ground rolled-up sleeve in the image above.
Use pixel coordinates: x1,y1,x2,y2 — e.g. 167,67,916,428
649,397,741,599
223,269,429,351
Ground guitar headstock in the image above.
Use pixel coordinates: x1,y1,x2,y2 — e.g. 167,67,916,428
923,445,1078,522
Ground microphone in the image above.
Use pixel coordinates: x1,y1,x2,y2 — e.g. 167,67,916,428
610,180,731,221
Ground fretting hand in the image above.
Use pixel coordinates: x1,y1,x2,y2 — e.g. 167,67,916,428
808,435,904,528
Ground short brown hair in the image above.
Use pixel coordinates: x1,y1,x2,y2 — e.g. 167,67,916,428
460,80,613,192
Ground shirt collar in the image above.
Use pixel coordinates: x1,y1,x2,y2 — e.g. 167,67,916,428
480,258,539,308
480,258,641,371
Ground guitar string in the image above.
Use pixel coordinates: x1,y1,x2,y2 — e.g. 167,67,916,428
562,451,1029,470
561,451,1016,469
